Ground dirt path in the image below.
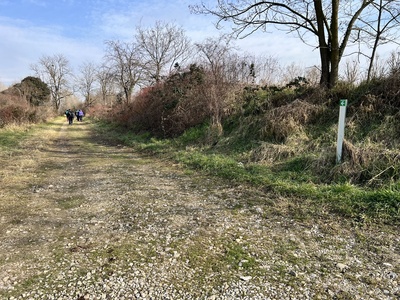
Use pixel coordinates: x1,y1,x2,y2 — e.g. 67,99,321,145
0,117,399,299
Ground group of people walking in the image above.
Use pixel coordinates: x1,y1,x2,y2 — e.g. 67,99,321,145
65,109,84,125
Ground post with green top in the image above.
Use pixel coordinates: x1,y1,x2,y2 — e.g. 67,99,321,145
336,99,348,164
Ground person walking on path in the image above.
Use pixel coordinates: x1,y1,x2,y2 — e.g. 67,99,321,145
66,109,74,125
78,109,84,122
65,109,71,121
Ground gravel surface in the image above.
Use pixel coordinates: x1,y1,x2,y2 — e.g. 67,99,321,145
0,118,399,299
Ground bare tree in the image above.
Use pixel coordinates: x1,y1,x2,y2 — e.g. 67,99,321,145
281,63,306,86
195,35,239,133
191,0,379,89
253,54,282,86
342,59,360,85
77,61,98,107
353,0,400,81
135,21,192,84
367,54,389,79
195,35,234,84
305,66,321,87
96,64,116,106
230,55,256,85
31,54,72,110
104,40,144,104
384,51,400,77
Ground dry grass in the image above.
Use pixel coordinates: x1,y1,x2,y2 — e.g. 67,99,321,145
340,139,400,185
249,143,298,164
260,99,323,142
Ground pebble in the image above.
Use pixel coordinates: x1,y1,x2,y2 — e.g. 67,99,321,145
336,263,348,272
240,276,252,281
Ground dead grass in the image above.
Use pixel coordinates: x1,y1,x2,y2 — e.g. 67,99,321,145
249,142,298,163
260,99,323,142
340,139,400,185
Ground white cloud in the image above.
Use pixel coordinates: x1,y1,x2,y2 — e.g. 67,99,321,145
0,17,104,86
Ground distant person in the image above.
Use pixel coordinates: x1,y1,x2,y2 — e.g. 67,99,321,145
65,109,70,121
78,109,84,121
67,109,74,125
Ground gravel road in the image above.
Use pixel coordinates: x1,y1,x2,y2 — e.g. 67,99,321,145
0,118,399,299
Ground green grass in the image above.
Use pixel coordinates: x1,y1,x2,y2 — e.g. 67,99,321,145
56,196,85,210
223,241,257,271
0,127,30,150
178,122,209,144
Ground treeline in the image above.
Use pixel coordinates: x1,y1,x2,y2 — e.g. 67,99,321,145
1,20,322,126
1,19,400,137
25,23,324,113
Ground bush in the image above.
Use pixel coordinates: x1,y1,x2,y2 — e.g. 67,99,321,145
0,104,27,127
18,76,51,106
0,77,54,127
134,65,213,137
108,64,237,138
0,103,52,128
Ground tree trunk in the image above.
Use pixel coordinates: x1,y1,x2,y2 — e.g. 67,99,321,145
367,0,383,82
314,0,331,88
330,0,340,88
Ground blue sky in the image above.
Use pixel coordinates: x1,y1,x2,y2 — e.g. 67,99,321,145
6,0,399,88
0,0,326,87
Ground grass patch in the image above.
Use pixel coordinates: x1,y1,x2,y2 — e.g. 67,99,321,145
224,241,257,271
0,125,30,150
176,151,251,182
56,196,85,210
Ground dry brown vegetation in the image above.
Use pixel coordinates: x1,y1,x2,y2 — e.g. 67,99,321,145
260,99,323,142
0,86,53,127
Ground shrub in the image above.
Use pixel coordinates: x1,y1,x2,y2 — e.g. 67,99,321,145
0,104,45,127
113,65,219,137
18,76,51,106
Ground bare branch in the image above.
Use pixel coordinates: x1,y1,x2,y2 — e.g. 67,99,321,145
30,54,72,110
135,21,192,84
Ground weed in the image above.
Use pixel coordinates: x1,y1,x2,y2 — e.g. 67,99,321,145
224,241,257,271
178,122,209,145
56,196,85,210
